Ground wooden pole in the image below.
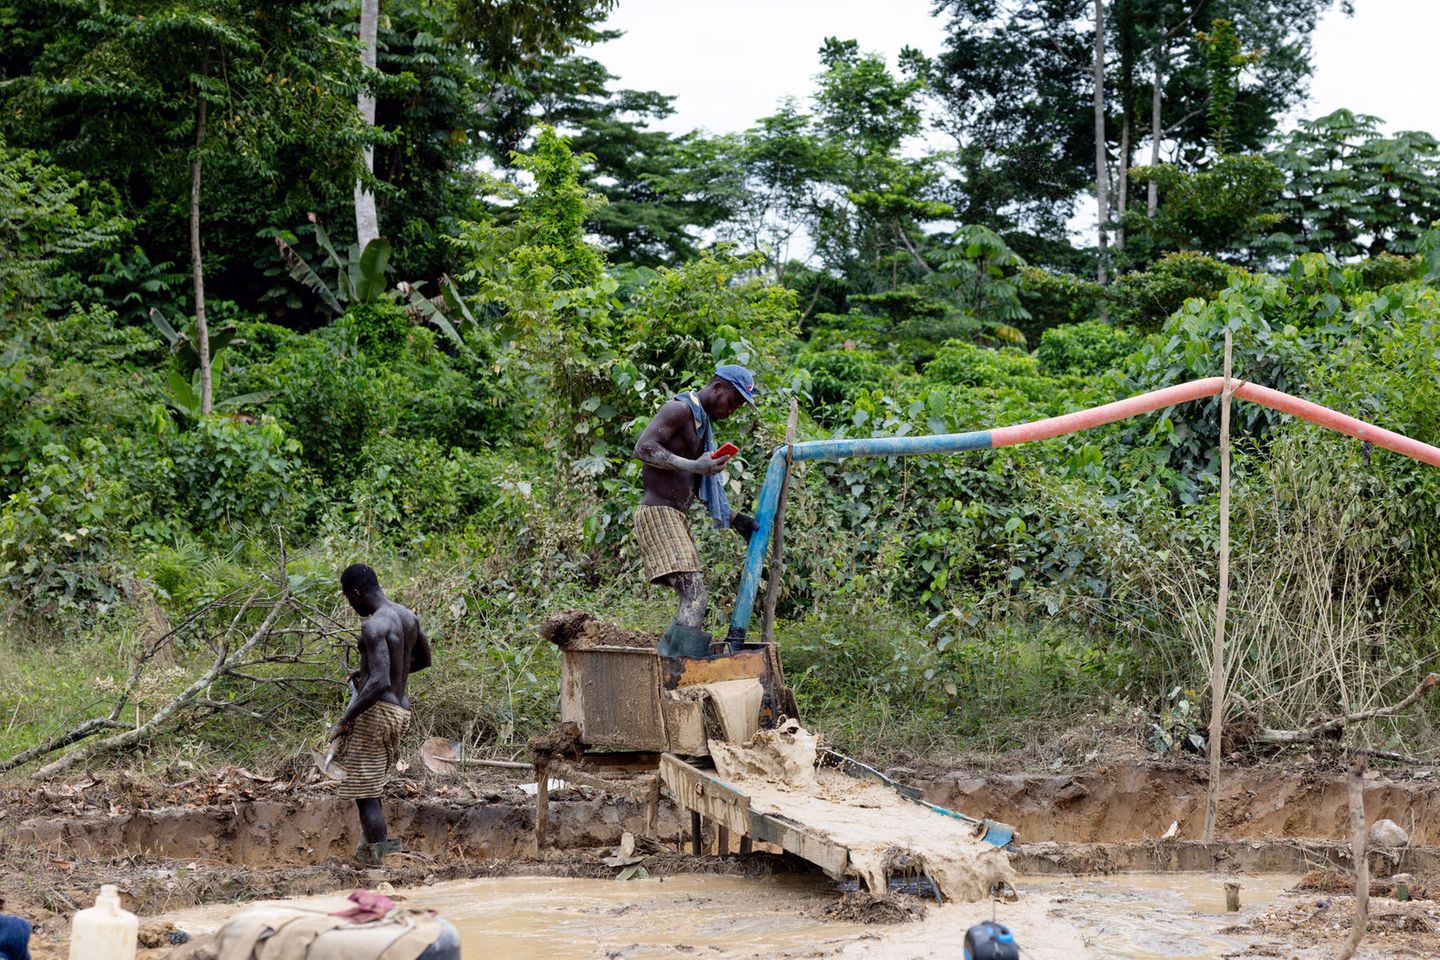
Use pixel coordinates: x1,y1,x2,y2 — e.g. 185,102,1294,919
1335,760,1369,960
534,760,550,851
1203,329,1234,842
761,398,800,643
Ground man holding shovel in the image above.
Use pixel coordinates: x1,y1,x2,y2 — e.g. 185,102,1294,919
329,563,432,864
633,364,760,657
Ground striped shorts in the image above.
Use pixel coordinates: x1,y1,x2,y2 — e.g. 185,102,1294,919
634,505,701,583
334,701,410,799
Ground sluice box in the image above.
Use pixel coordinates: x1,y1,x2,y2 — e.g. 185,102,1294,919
559,642,798,755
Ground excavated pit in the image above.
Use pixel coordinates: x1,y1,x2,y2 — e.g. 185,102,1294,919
5,761,1437,879
917,762,1440,845
6,762,1440,959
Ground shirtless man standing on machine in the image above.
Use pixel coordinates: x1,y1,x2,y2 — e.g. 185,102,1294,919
632,364,760,658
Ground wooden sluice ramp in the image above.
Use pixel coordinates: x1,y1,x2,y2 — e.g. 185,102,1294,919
659,750,1016,887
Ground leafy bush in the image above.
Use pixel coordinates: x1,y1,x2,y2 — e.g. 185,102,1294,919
166,416,307,534
798,348,898,412
261,331,396,486
0,439,130,612
1109,252,1241,331
1351,253,1422,291
923,340,1082,409
1037,321,1141,377
340,301,413,361
348,435,499,540
1017,266,1105,340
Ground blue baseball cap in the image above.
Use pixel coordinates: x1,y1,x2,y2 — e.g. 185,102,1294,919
714,363,759,407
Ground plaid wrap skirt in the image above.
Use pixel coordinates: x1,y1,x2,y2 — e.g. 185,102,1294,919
634,504,701,583
334,700,410,800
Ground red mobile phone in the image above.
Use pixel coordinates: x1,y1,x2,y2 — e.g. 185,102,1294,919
711,442,739,459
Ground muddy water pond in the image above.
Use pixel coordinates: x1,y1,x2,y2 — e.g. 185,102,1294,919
161,872,1305,959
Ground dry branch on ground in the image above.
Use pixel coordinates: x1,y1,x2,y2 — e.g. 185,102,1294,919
1,546,350,780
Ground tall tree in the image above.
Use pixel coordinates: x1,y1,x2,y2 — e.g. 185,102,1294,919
931,0,1348,265
354,0,381,250
476,44,725,264
0,0,368,324
1265,110,1440,259
1093,0,1110,284
346,0,618,264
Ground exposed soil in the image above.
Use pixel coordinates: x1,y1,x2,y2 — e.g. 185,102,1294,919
540,610,658,650
919,761,1440,844
1242,894,1440,957
5,757,1440,958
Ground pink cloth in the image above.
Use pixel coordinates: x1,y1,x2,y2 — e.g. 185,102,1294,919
330,890,395,924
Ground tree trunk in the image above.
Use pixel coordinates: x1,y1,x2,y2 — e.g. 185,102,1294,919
191,53,212,416
1092,0,1109,285
354,0,381,249
1148,42,1164,216
1117,114,1130,251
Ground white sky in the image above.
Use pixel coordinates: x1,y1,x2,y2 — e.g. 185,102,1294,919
592,0,1439,138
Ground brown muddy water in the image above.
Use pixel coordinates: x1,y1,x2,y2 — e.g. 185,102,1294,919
158,871,1306,959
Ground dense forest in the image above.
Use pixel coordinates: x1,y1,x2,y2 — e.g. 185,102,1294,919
2,0,1439,770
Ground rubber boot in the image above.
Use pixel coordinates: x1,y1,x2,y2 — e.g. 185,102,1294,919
658,625,712,659
354,838,402,865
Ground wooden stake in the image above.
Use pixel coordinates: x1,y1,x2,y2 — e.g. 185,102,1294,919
690,810,703,857
761,398,800,643
717,825,730,857
1335,761,1369,960
534,760,550,851
1203,329,1234,842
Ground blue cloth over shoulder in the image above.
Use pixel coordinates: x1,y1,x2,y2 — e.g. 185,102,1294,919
677,392,730,529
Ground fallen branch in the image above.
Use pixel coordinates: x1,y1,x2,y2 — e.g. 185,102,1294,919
0,586,257,774
32,585,291,780
1257,673,1440,744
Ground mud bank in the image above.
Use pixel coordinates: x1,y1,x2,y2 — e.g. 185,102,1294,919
8,792,682,865
921,762,1440,844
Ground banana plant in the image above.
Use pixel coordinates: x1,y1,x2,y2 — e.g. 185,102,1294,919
150,309,271,418
275,214,474,349
275,214,390,314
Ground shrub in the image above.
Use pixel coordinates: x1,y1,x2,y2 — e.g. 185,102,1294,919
1109,252,1242,331
1017,266,1105,340
923,340,1082,409
1037,321,1142,377
340,301,413,361
798,348,898,411
0,438,130,613
166,416,307,534
1351,253,1422,291
348,435,498,540
263,332,397,486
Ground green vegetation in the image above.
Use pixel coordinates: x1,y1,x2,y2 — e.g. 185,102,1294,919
2,0,1439,772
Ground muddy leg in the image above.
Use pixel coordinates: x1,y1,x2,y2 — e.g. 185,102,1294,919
690,811,702,856
670,573,707,630
356,798,387,844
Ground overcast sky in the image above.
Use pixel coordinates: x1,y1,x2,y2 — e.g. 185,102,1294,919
591,0,1439,139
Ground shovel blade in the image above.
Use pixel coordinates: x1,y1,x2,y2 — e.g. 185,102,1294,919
420,737,463,776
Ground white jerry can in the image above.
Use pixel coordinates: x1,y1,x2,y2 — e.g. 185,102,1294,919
68,884,137,960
